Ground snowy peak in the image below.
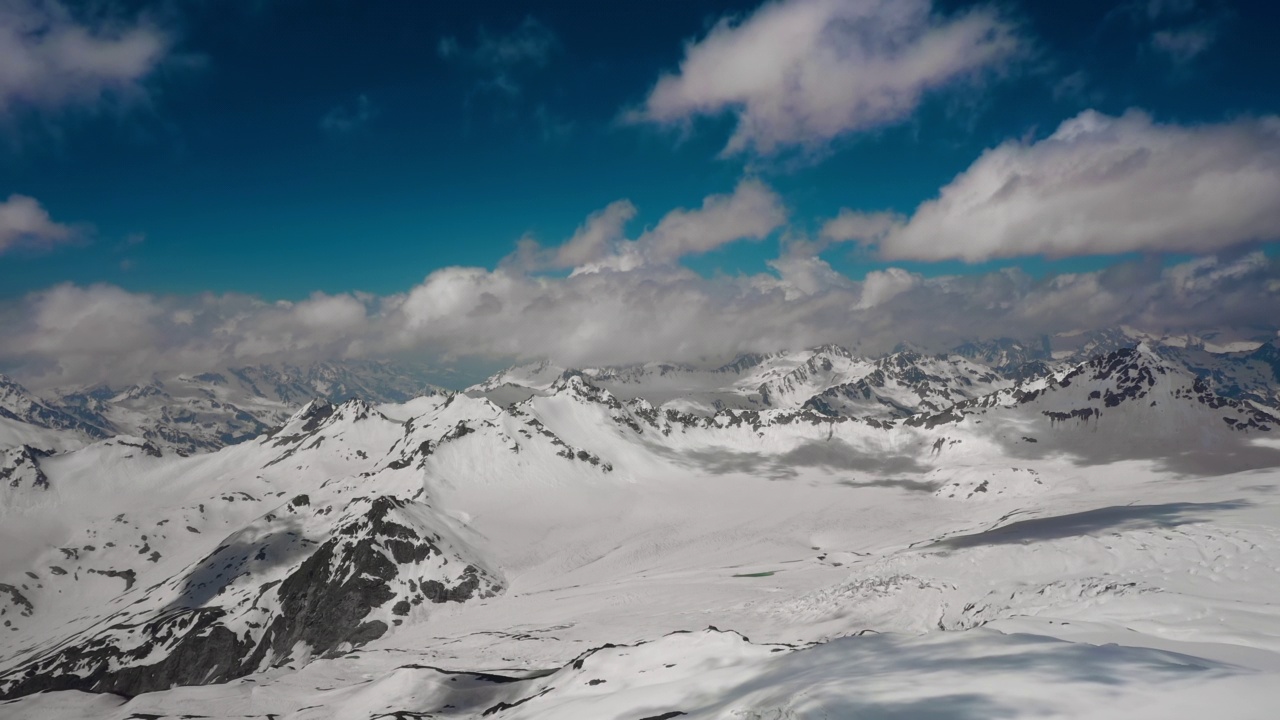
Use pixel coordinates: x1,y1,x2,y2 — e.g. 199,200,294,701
0,445,50,492
0,375,108,445
274,398,338,437
548,371,623,409
470,360,563,394
807,350,1009,420
753,345,868,408
913,346,1278,440
0,490,501,699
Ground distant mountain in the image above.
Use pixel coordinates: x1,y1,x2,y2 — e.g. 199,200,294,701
907,344,1279,469
0,375,109,443
2,337,1278,704
0,361,444,457
804,350,1009,419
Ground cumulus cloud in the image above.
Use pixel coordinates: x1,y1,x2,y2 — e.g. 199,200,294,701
513,179,787,273
636,178,788,263
821,208,902,245
4,250,1278,389
629,0,1022,155
830,110,1280,262
0,0,170,114
551,200,637,268
0,194,76,253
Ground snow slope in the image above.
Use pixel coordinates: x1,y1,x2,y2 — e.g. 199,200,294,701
2,345,1280,717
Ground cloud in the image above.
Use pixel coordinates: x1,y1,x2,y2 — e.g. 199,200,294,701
831,110,1280,262
635,178,788,263
553,200,637,268
513,179,787,273
1151,25,1216,63
0,194,76,253
2,284,389,387
628,0,1023,156
5,249,1278,389
320,94,376,134
439,16,557,96
821,208,902,244
0,0,171,114
378,252,1280,366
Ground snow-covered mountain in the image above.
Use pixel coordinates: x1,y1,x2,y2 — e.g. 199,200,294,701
803,349,1010,419
3,338,1280,718
0,376,109,448
0,360,443,457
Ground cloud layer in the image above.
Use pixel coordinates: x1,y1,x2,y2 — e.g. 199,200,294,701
4,249,1277,389
0,0,170,114
828,110,1280,261
630,0,1022,155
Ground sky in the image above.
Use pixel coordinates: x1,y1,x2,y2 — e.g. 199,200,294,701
1,0,1279,388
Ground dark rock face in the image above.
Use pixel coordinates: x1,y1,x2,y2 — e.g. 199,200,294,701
0,445,50,490
0,495,501,701
0,584,34,618
0,607,255,699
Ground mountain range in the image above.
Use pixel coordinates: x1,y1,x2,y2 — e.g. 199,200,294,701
2,328,1280,718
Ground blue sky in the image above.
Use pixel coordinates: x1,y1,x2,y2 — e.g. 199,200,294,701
1,0,1279,386
1,0,1276,297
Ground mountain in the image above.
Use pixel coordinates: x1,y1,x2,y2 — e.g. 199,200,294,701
919,344,1279,434
3,340,1280,716
0,398,500,698
471,345,1006,419
0,360,443,457
804,350,1011,419
0,375,109,450
950,337,1051,373
223,360,443,406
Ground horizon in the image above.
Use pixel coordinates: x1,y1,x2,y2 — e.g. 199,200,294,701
1,0,1278,388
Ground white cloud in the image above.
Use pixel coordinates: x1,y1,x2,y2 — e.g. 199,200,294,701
636,178,787,263
821,208,903,244
0,0,170,114
833,110,1280,262
514,180,787,273
629,0,1022,155
3,284,388,388
554,200,637,268
0,194,75,253
856,267,921,309
5,251,1279,389
320,94,376,134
